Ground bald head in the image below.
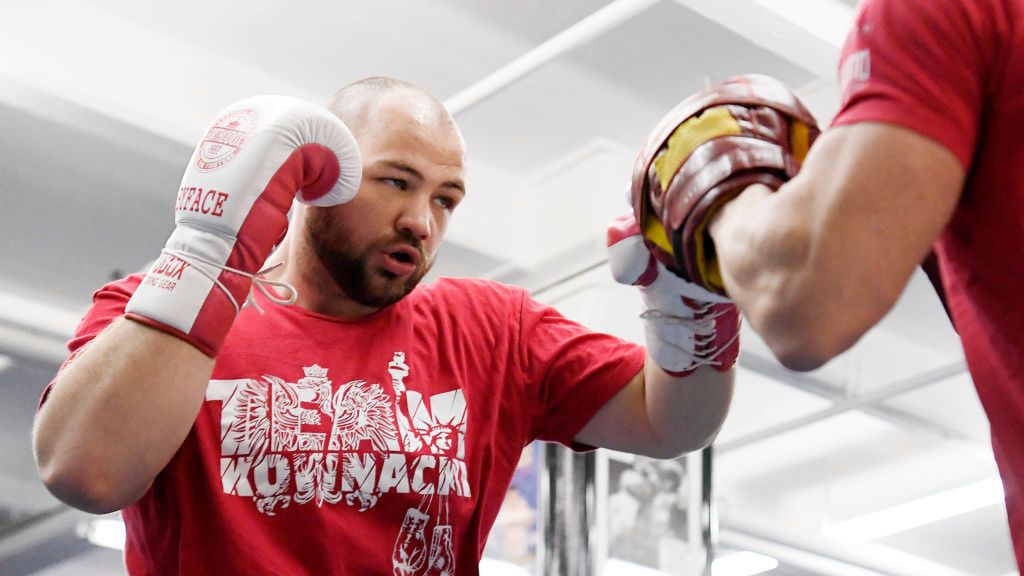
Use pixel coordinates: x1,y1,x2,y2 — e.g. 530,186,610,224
327,77,457,139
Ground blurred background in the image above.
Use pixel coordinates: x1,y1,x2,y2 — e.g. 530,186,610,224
0,0,1011,575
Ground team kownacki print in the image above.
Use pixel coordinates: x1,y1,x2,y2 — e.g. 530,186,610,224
205,352,468,575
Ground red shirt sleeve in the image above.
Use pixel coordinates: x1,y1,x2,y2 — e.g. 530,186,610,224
831,0,1001,168
39,275,143,407
517,292,647,451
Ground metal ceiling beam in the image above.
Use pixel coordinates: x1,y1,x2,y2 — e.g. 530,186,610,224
735,352,974,446
672,0,853,80
443,0,661,116
718,359,967,452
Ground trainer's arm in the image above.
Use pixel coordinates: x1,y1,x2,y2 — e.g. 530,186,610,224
709,122,964,371
33,318,213,513
574,360,733,458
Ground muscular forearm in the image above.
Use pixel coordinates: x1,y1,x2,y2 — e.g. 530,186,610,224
709,179,898,371
707,181,848,369
709,124,965,371
34,317,214,513
642,359,734,457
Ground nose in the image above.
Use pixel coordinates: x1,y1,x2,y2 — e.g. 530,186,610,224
396,196,432,241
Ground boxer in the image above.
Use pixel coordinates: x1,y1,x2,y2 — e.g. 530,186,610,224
35,77,736,575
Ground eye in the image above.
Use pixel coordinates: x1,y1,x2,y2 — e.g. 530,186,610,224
382,177,407,190
434,196,456,210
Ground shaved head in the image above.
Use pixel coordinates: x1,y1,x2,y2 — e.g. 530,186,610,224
327,77,457,138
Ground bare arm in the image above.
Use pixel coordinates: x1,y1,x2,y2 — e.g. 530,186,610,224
33,97,360,513
574,358,734,458
709,122,964,371
33,318,213,513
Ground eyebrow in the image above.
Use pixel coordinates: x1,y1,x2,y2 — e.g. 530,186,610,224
376,159,466,194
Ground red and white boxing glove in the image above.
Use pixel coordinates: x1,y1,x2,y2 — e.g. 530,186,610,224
607,212,740,376
125,95,362,356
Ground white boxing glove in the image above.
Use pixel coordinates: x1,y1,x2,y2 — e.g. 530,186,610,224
125,95,362,356
607,212,740,376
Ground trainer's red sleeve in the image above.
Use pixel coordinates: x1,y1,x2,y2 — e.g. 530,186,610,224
831,0,1003,168
38,275,143,407
517,293,646,451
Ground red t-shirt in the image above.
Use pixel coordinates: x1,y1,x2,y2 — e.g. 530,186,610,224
832,0,1024,565
57,275,644,575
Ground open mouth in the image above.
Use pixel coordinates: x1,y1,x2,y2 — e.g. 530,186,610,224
387,245,421,268
380,244,422,277
391,251,414,264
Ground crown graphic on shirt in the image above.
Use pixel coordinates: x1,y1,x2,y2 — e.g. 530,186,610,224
303,364,329,379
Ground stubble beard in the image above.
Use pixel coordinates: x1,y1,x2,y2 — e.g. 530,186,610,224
305,210,431,309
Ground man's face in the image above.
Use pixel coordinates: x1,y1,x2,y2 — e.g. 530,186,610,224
306,92,466,308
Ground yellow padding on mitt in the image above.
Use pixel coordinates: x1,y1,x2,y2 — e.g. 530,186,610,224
791,120,811,164
642,212,674,256
653,106,741,191
692,192,737,291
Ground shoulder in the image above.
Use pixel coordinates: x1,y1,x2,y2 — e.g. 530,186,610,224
64,273,147,353
833,0,1004,168
417,277,528,305
92,273,146,301
79,273,146,316
406,277,534,330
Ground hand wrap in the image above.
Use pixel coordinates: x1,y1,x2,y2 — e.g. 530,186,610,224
608,213,740,376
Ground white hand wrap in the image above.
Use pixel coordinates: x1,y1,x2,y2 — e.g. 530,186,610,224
608,213,741,376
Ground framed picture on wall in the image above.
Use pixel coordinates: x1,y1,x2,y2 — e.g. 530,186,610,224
597,449,701,575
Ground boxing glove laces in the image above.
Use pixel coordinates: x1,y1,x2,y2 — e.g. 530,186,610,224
125,95,362,356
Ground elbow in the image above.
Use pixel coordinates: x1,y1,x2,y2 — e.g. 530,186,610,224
686,424,725,455
748,278,874,372
643,426,722,460
771,340,836,372
758,310,860,372
744,255,907,373
38,461,143,514
648,368,734,458
646,406,731,459
35,440,145,514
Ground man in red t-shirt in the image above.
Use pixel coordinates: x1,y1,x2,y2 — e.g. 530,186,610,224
32,77,740,574
647,0,1024,567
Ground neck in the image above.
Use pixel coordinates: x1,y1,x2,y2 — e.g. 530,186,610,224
263,242,382,320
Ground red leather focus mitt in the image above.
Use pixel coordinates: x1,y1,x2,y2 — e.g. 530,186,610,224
632,74,820,295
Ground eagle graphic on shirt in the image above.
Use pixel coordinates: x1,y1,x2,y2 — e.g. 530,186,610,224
205,353,468,575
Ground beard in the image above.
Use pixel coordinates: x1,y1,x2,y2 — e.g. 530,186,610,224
305,209,432,308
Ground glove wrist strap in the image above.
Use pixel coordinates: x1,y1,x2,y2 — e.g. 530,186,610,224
642,301,740,377
160,248,297,314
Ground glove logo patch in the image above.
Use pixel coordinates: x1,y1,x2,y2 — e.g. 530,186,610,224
142,253,190,291
197,108,260,172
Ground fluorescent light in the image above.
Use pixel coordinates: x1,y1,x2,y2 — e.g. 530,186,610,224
0,290,80,336
825,477,1005,542
479,558,531,576
601,559,673,576
713,551,780,576
77,517,126,550
601,553,778,576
